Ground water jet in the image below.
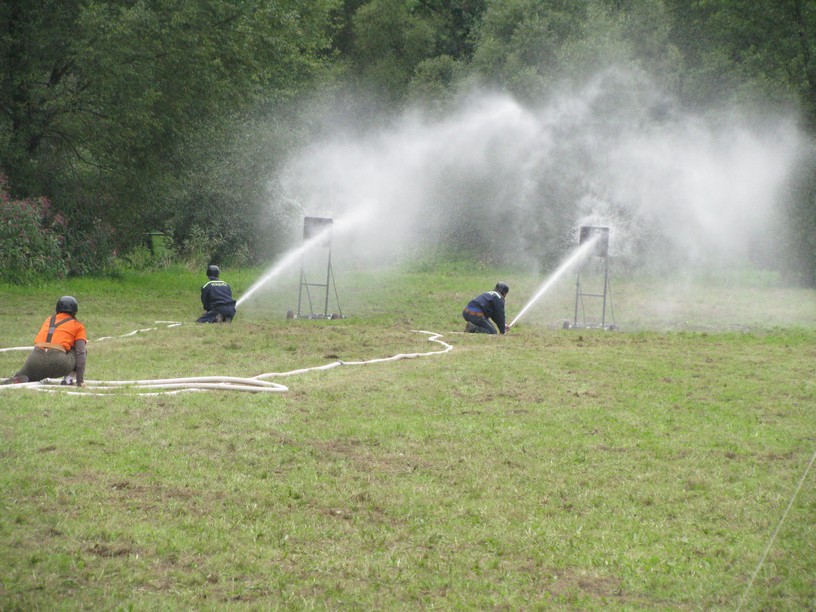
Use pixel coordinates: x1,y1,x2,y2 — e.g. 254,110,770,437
509,230,603,327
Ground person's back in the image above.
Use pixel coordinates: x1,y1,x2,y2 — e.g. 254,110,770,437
197,264,237,323
463,282,509,334
3,296,88,386
467,291,504,322
203,278,235,309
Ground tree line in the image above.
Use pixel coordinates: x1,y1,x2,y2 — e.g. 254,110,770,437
1,0,815,284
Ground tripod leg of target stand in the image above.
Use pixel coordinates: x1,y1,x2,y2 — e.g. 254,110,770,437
602,258,608,328
297,266,304,317
330,262,343,317
573,272,581,327
324,250,332,317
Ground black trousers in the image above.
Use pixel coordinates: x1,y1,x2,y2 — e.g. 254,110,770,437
462,309,497,334
197,305,236,323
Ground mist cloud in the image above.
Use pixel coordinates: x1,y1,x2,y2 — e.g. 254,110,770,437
275,68,808,277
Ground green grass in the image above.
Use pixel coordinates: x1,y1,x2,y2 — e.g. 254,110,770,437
1,264,815,609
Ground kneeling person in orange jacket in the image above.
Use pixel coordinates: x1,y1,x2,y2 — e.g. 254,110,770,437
3,296,88,386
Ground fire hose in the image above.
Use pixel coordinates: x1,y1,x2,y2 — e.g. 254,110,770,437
0,323,453,395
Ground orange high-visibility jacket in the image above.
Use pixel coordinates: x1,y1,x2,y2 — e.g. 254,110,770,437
33,313,87,351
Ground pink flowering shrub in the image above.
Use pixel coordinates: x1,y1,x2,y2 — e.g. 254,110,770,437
0,175,68,284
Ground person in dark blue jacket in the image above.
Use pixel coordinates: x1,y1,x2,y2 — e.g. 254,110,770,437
462,282,509,334
197,265,237,323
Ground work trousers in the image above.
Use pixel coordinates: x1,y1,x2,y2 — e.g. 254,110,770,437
197,305,236,323
15,347,76,381
462,309,497,334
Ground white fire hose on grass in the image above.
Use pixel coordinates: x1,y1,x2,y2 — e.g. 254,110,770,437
0,323,453,395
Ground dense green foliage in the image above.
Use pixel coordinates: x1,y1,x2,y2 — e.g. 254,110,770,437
1,0,815,283
0,0,340,276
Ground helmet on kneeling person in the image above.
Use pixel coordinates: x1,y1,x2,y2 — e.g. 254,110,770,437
494,282,510,297
56,296,79,316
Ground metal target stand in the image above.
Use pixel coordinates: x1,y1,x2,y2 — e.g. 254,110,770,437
290,216,344,320
568,226,617,330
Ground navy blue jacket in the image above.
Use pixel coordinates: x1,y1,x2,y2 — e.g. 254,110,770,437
201,278,236,311
466,290,506,334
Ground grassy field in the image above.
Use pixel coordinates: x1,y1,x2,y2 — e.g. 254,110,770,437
1,263,815,609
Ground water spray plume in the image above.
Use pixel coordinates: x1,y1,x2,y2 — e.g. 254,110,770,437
279,70,804,294
509,234,601,327
236,224,334,307
256,69,808,331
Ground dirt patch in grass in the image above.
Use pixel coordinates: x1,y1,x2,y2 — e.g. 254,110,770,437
312,438,434,475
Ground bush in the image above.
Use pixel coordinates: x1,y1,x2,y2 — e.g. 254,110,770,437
0,176,68,284
178,225,226,272
63,217,116,277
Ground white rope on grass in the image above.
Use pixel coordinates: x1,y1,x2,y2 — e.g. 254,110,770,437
735,446,816,611
1,328,453,394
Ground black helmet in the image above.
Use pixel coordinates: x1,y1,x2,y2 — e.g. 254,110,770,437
207,264,220,278
56,295,78,316
494,282,510,297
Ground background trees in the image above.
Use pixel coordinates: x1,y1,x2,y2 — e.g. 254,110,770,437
1,0,815,284
1,0,339,274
